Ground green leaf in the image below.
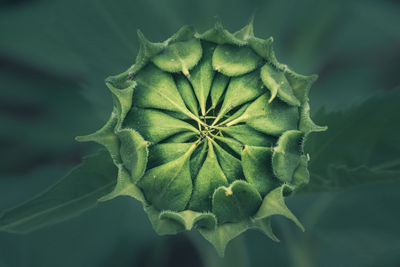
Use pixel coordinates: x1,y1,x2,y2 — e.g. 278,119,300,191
137,143,198,211
214,136,243,156
272,130,303,183
210,72,230,109
285,72,318,104
189,140,228,212
132,64,195,119
299,102,328,135
131,29,166,74
117,129,149,182
190,140,208,178
0,150,117,233
304,89,400,192
144,205,217,236
291,155,310,189
226,93,299,136
105,76,135,129
160,210,217,231
130,25,196,76
189,41,216,115
195,22,246,46
215,70,265,123
310,164,400,192
75,111,121,163
241,146,278,196
260,63,300,106
99,164,145,202
254,185,304,232
123,107,198,144
198,221,248,257
152,38,202,76
249,218,279,242
218,103,250,126
219,124,276,147
212,180,262,224
212,44,261,77
0,69,98,174
211,140,243,183
175,74,199,116
147,142,194,169
248,36,274,60
233,16,255,41
162,131,197,143
144,205,184,235
166,25,196,44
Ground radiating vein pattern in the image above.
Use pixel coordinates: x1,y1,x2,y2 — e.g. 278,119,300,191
123,40,302,214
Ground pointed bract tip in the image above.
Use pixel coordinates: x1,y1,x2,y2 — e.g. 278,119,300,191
249,12,255,23
98,194,114,202
137,29,150,43
75,135,92,142
247,13,255,30
104,76,115,87
310,74,319,82
214,20,224,30
137,29,143,38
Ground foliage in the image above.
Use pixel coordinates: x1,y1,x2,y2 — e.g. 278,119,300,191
1,0,399,266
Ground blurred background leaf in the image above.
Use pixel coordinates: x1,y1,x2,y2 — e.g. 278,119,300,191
303,88,400,192
0,150,117,233
1,0,399,266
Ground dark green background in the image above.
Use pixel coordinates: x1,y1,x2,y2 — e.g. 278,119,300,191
1,0,399,266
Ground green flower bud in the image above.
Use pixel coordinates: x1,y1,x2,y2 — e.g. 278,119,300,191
77,19,326,256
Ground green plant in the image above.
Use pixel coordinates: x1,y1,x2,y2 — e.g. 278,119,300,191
1,20,328,256
80,19,328,255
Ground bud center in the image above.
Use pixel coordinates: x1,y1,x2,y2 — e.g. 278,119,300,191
198,114,220,140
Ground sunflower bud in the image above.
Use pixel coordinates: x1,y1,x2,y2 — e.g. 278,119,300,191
77,19,326,256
